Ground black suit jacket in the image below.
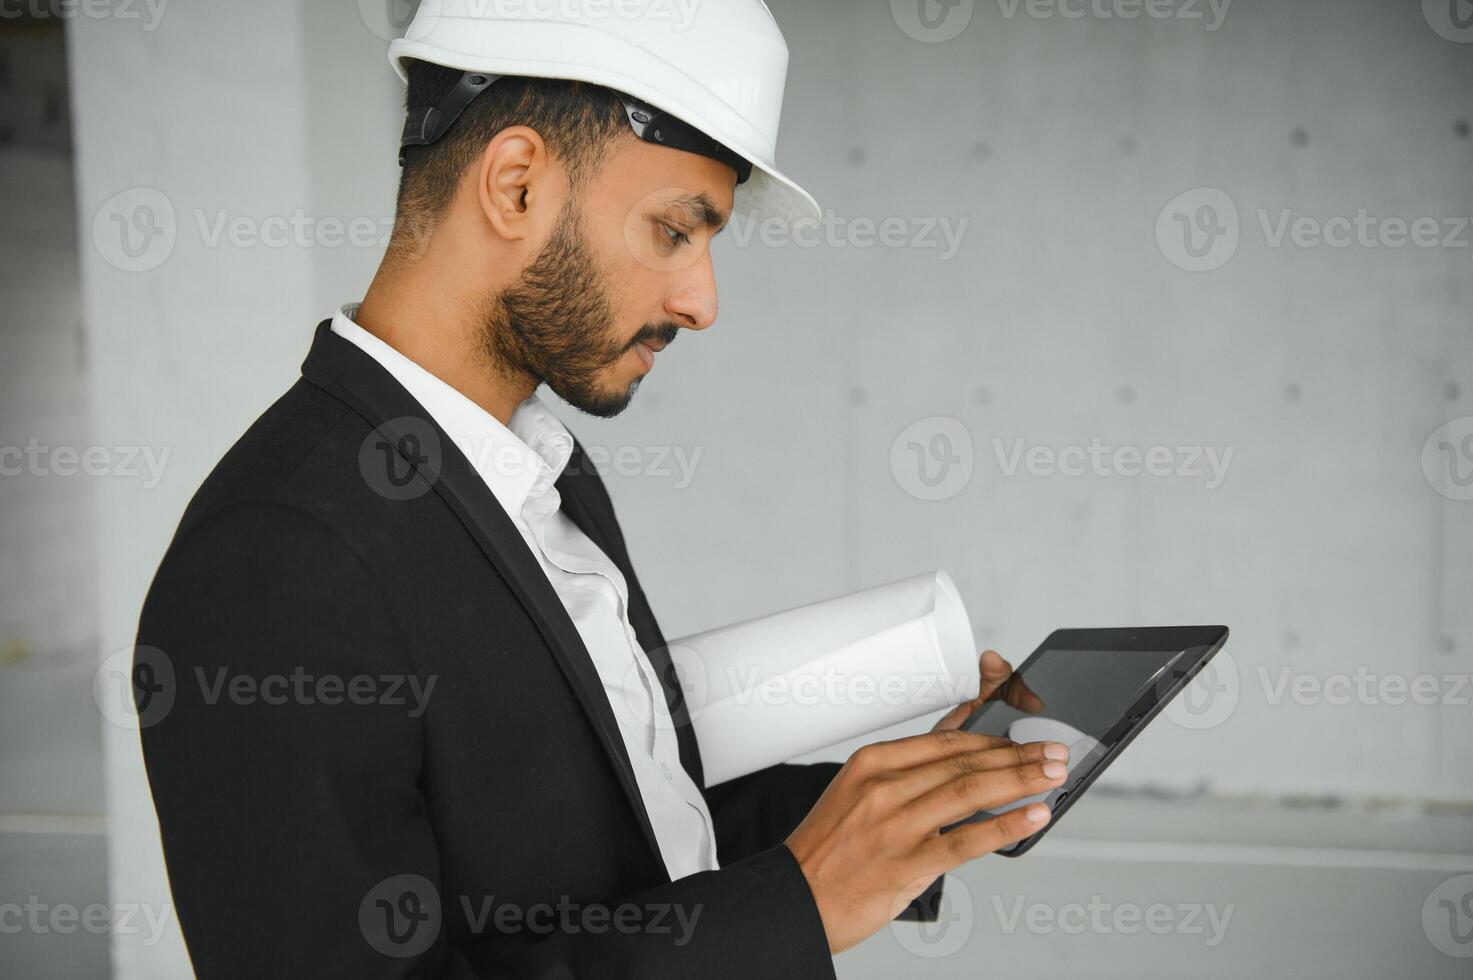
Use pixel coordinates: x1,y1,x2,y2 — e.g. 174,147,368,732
137,323,936,978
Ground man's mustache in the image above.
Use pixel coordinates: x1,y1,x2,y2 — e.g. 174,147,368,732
628,322,680,352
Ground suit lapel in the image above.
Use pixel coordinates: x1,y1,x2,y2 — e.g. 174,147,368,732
300,321,667,875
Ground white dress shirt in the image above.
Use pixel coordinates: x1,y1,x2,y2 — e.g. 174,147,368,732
331,305,718,880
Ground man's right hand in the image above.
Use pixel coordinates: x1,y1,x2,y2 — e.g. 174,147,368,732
784,729,1069,954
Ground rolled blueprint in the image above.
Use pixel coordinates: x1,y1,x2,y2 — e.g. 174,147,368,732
668,571,979,786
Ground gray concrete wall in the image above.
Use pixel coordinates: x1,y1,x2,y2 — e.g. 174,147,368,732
57,0,1471,976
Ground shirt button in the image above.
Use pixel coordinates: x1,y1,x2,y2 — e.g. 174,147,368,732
659,762,673,780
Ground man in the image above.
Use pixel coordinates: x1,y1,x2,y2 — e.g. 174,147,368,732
135,3,1068,976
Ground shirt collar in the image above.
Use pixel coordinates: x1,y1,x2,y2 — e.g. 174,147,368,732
331,304,574,517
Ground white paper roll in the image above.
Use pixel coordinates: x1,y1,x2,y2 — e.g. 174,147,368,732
669,571,979,786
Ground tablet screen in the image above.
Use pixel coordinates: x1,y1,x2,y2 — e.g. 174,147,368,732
959,647,1183,821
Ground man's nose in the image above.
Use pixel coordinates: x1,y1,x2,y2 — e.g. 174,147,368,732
664,259,718,330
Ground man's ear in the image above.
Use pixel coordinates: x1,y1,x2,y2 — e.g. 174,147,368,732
476,125,558,243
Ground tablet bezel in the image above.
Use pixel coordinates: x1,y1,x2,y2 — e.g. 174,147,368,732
957,625,1230,857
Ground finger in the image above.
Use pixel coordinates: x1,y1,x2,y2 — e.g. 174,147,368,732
917,803,1052,873
1004,675,1046,714
975,650,1013,701
890,741,1063,806
848,728,1018,775
980,650,1011,679
932,699,978,732
904,756,1067,830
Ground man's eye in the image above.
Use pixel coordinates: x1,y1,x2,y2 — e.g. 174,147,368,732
659,222,692,248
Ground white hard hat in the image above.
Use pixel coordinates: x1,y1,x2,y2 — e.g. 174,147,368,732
386,0,820,223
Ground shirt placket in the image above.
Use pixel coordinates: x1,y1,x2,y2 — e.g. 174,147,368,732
523,488,717,870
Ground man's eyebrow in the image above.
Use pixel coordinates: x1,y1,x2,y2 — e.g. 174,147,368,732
665,192,730,233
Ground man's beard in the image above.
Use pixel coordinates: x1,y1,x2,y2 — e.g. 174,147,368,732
482,199,677,418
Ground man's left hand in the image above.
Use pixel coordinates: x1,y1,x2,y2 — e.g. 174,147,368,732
933,650,1045,732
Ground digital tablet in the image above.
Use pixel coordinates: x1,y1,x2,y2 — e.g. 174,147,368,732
950,626,1230,857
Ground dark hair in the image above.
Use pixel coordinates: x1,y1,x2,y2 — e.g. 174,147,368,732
391,60,630,259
